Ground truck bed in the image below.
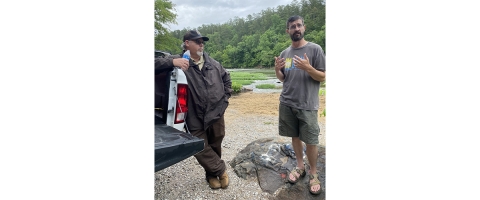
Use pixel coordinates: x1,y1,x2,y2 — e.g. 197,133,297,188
154,124,204,172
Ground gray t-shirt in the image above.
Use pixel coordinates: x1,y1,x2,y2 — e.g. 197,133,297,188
279,42,326,110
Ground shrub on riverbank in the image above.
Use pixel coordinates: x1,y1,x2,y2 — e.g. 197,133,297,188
232,82,242,93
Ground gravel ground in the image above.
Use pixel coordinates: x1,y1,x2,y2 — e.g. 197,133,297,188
155,92,326,200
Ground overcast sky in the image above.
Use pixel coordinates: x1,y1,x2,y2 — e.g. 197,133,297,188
167,0,293,31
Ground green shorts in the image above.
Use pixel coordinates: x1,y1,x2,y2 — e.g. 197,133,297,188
278,103,320,145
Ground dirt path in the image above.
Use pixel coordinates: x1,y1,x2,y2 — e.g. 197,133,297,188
225,92,326,124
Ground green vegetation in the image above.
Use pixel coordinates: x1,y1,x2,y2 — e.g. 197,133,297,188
155,0,326,68
319,88,326,96
233,80,255,85
256,84,275,89
230,72,268,81
231,82,242,94
230,71,268,87
154,0,182,52
230,71,277,93
319,81,326,95
248,69,277,78
319,81,326,117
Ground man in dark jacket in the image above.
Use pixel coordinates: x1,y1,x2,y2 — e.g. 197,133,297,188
155,30,233,189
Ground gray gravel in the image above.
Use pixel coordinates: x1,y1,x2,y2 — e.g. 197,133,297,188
155,105,326,199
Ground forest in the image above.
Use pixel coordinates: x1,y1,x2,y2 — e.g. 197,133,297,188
155,0,325,68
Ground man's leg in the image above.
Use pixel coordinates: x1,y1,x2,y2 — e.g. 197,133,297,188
191,129,226,189
306,144,320,193
289,137,305,182
279,104,305,182
306,144,317,175
207,116,229,188
207,116,225,158
298,108,321,193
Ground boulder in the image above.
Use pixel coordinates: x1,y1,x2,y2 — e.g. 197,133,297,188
230,137,325,199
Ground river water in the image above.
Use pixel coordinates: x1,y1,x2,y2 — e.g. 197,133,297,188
227,68,283,93
243,79,283,93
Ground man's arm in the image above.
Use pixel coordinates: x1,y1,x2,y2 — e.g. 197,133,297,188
220,66,233,98
155,56,190,75
293,53,325,82
274,56,285,82
155,57,174,75
305,68,325,82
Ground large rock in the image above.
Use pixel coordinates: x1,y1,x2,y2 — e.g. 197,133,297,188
230,137,325,200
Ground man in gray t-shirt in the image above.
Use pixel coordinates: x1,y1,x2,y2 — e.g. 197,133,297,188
274,15,326,195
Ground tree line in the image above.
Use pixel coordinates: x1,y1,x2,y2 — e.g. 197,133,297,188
155,0,325,68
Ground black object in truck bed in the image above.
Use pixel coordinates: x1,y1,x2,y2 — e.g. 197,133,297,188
154,124,204,172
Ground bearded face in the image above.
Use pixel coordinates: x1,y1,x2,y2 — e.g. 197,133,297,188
290,30,304,41
287,19,305,42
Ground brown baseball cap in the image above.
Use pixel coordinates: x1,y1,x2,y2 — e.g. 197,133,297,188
183,30,209,42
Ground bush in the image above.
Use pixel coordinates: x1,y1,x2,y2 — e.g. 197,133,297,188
232,82,242,94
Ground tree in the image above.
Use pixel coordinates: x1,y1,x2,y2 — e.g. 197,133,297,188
256,29,278,67
166,0,325,67
154,0,181,52
305,25,326,53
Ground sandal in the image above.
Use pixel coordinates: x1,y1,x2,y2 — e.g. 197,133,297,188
308,174,321,195
287,166,306,183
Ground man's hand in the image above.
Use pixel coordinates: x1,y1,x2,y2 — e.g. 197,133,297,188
294,53,325,82
274,56,285,82
274,56,285,72
173,58,189,71
293,53,314,72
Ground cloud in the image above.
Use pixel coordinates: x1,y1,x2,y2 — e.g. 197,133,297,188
168,0,292,31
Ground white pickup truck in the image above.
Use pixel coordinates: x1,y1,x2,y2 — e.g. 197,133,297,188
154,51,204,172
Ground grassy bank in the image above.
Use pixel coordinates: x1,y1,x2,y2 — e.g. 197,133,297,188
230,71,270,93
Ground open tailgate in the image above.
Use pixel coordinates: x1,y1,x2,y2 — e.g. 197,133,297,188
154,124,204,172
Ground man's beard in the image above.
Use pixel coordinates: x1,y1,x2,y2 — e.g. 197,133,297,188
196,51,204,57
290,31,304,41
